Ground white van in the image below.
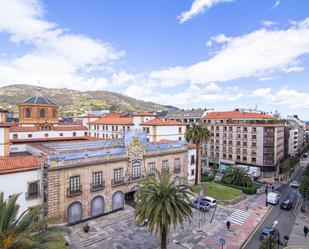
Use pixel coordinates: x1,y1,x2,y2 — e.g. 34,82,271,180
203,196,217,207
267,192,280,205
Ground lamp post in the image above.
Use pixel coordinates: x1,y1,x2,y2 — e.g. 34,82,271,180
265,186,268,206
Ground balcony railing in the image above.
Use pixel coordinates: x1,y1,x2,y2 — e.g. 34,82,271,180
174,167,181,173
111,179,125,187
25,191,41,200
67,185,82,197
148,172,156,176
131,175,142,181
162,168,169,174
90,181,105,192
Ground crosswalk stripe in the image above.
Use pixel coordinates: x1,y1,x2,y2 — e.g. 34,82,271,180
227,209,252,226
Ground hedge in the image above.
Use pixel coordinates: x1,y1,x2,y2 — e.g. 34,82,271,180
201,174,215,182
219,182,261,195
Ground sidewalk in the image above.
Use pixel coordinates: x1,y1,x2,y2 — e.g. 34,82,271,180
286,197,309,249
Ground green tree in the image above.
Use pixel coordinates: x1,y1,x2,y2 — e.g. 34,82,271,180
135,171,193,249
222,167,253,187
258,237,275,249
185,124,210,185
0,193,67,249
299,175,309,203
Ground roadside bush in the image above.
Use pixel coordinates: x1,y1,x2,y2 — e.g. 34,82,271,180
201,174,214,182
220,182,261,195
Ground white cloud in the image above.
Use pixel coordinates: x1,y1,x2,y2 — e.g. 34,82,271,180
178,0,235,24
111,71,135,86
272,0,281,9
251,87,309,109
261,20,278,27
0,0,124,90
150,18,309,87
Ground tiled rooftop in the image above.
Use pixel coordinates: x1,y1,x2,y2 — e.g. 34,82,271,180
0,156,40,174
142,118,185,126
203,110,274,119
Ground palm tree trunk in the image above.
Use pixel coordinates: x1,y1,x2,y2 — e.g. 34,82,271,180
161,226,167,249
195,143,199,185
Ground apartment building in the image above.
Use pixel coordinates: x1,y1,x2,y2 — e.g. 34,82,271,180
284,116,305,156
88,112,186,143
202,109,284,178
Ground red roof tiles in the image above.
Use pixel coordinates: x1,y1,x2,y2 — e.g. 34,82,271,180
142,118,185,126
0,156,40,174
203,111,274,120
88,117,133,125
9,125,87,132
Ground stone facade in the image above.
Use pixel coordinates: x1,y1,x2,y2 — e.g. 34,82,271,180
47,146,188,224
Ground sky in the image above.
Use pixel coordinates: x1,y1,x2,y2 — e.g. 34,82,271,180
0,0,309,119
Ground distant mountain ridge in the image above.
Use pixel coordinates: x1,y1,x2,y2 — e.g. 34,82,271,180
0,84,177,115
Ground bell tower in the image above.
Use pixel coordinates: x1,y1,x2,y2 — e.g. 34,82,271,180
0,108,10,157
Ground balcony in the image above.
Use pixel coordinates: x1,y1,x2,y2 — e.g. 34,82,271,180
174,167,181,173
67,185,82,197
25,191,41,200
90,181,105,192
162,168,170,174
148,172,155,177
111,179,125,187
131,175,142,181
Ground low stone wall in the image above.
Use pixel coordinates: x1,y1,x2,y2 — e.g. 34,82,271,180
218,193,247,205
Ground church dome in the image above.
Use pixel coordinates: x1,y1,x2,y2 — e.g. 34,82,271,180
23,95,56,105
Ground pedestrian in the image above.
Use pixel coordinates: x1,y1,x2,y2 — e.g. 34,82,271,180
271,185,274,191
304,225,309,237
283,235,289,246
226,220,231,230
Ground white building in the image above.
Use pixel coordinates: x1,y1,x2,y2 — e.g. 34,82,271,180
187,144,197,182
285,116,305,156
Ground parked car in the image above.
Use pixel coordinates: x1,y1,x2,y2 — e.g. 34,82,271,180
203,196,217,208
280,199,293,210
289,181,299,188
190,198,210,212
267,192,280,205
260,227,279,240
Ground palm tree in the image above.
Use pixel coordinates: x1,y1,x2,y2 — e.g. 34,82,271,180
0,192,67,249
222,167,253,187
185,124,210,185
135,171,193,249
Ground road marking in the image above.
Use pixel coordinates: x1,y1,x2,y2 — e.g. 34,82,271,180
227,209,253,226
240,205,274,249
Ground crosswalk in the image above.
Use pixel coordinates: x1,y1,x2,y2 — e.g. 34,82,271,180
227,209,253,225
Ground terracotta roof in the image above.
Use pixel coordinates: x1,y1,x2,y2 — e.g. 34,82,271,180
78,114,100,118
203,111,274,120
88,117,133,125
9,125,87,132
105,113,123,118
132,112,157,117
142,118,185,126
0,156,40,174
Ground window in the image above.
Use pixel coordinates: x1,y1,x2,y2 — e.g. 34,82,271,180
39,108,45,118
191,169,195,176
92,171,103,187
146,127,150,134
13,134,18,139
25,108,31,118
59,133,63,137
44,133,49,137
148,162,156,176
114,168,123,183
178,137,182,141
27,181,39,198
27,134,32,138
252,135,257,140
69,176,81,193
178,127,182,133
190,155,195,165
73,132,76,137
162,160,169,172
174,158,181,169
132,162,141,180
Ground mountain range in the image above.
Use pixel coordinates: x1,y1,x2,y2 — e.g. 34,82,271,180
0,84,176,115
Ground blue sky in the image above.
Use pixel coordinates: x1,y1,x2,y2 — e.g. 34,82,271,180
0,0,309,119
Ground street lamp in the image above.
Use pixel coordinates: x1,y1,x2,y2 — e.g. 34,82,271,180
265,186,268,206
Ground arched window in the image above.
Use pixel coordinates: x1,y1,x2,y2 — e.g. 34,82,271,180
67,201,83,223
39,108,45,118
52,109,57,118
25,108,31,118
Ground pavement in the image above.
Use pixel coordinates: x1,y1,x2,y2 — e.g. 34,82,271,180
243,157,309,249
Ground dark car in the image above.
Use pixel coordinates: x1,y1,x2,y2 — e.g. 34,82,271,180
280,199,293,210
190,198,210,212
260,227,279,240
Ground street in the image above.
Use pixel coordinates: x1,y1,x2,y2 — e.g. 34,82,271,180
243,158,308,249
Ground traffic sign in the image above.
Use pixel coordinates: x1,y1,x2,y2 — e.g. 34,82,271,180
220,238,226,245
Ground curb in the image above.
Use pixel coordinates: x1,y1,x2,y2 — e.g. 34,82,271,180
293,195,309,225
240,205,274,249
